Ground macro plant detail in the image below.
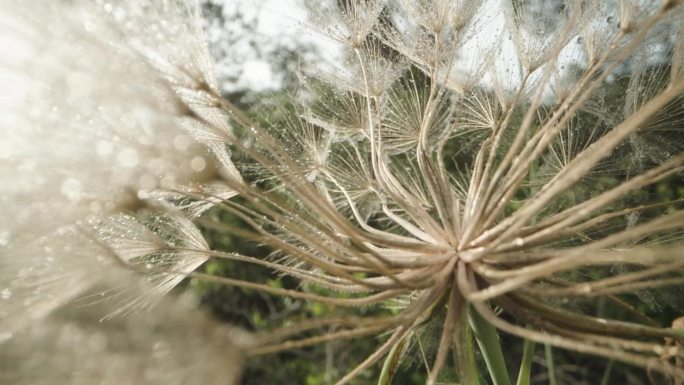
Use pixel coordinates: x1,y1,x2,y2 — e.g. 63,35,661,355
1,0,684,384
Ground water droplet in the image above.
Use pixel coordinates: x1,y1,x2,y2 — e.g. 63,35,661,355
190,156,206,172
96,140,114,157
89,332,108,351
117,148,139,168
153,341,171,359
61,178,82,203
0,231,9,246
173,135,191,151
0,332,13,343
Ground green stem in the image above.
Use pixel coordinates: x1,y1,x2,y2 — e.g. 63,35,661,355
599,360,614,385
453,308,483,385
464,311,483,385
377,334,409,385
468,306,512,385
544,343,557,385
515,339,536,385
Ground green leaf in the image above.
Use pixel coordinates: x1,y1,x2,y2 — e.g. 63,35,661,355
468,306,512,385
544,344,557,385
377,333,409,385
599,360,614,385
515,339,536,385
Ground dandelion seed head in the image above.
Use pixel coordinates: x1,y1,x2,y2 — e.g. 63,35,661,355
3,0,684,383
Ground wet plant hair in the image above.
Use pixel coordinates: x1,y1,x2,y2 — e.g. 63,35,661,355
2,0,684,384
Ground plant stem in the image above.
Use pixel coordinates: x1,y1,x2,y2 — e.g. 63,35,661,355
600,360,614,385
377,333,408,385
544,343,557,385
515,339,536,385
468,306,512,385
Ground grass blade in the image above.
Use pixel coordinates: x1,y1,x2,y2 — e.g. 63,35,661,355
469,306,512,385
544,343,557,385
515,339,536,385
